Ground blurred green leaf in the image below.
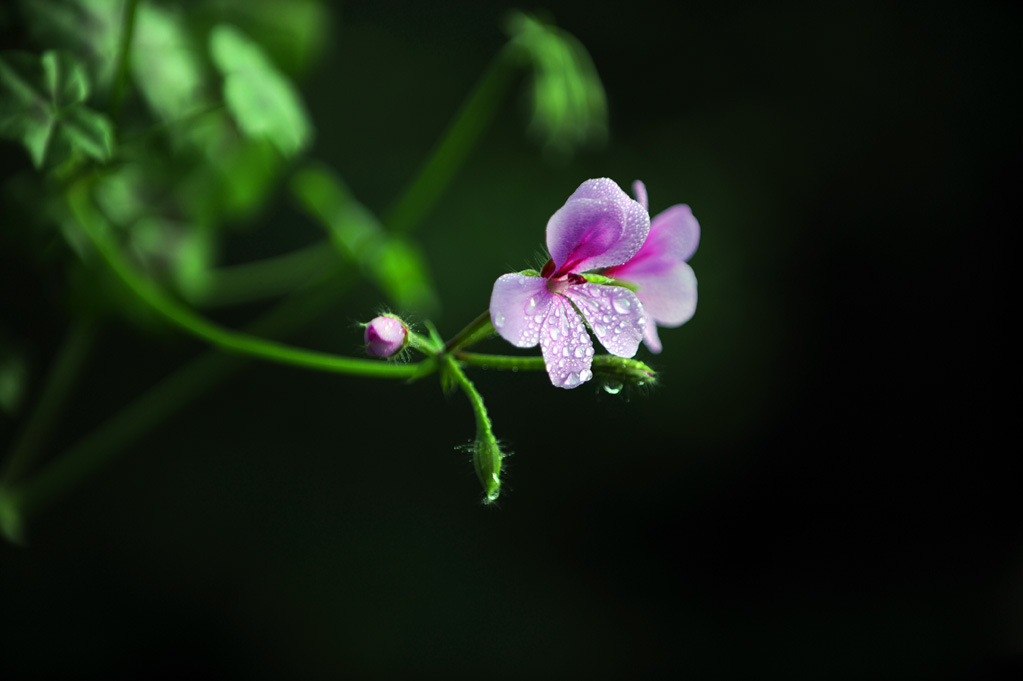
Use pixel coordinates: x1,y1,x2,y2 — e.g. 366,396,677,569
291,165,438,314
504,11,608,158
209,24,311,157
0,50,114,168
131,1,208,123
17,0,122,94
198,0,329,77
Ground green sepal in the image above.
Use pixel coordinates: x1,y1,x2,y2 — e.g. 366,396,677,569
517,268,541,277
591,355,657,388
582,273,638,291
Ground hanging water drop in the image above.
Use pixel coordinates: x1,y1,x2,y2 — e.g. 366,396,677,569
603,381,623,395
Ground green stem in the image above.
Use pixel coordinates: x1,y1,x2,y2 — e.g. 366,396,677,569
195,241,339,308
454,352,657,386
455,352,545,372
4,270,430,535
443,310,495,354
440,354,502,503
1,319,97,487
110,0,139,124
384,46,517,234
68,183,422,381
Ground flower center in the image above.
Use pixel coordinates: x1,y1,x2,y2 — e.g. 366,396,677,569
546,272,586,294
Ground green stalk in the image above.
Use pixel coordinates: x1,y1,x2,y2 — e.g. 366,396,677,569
68,183,421,381
195,241,339,308
440,355,503,503
443,310,495,353
384,47,517,234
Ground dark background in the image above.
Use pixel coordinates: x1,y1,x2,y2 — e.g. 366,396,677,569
1,1,1015,678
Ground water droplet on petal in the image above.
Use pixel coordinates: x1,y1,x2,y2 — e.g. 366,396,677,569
579,369,593,383
525,296,538,314
533,314,544,323
564,372,581,387
562,347,569,356
603,382,623,395
574,346,585,358
585,347,594,356
594,323,607,336
550,327,559,340
493,313,505,328
613,297,632,314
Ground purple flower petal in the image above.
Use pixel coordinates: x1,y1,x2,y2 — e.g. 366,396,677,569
621,260,697,328
539,296,595,389
490,273,553,348
642,317,663,354
605,204,700,327
546,178,650,275
562,282,645,358
632,180,648,211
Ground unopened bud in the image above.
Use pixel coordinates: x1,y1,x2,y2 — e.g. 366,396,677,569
364,314,408,358
473,436,505,504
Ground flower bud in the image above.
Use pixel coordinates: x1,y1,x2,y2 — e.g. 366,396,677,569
364,314,408,358
473,436,505,504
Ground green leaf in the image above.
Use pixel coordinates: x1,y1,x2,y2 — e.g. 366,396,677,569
209,24,312,157
131,1,209,122
16,0,122,94
504,12,608,158
290,165,439,314
0,50,114,168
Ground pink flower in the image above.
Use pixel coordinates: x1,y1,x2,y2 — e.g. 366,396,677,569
364,314,408,358
603,181,699,353
490,178,649,388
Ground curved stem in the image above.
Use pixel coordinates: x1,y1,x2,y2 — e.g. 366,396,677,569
68,183,422,381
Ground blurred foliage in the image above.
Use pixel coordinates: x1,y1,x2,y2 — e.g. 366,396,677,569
210,23,312,157
0,0,617,525
0,50,115,169
505,10,607,158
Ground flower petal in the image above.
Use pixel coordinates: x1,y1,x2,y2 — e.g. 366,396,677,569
652,204,700,263
490,273,553,348
562,282,645,358
642,316,663,354
539,296,595,389
622,260,697,327
604,204,699,326
547,178,650,274
632,180,648,211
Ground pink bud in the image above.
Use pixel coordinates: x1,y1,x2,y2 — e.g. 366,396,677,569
364,315,408,358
